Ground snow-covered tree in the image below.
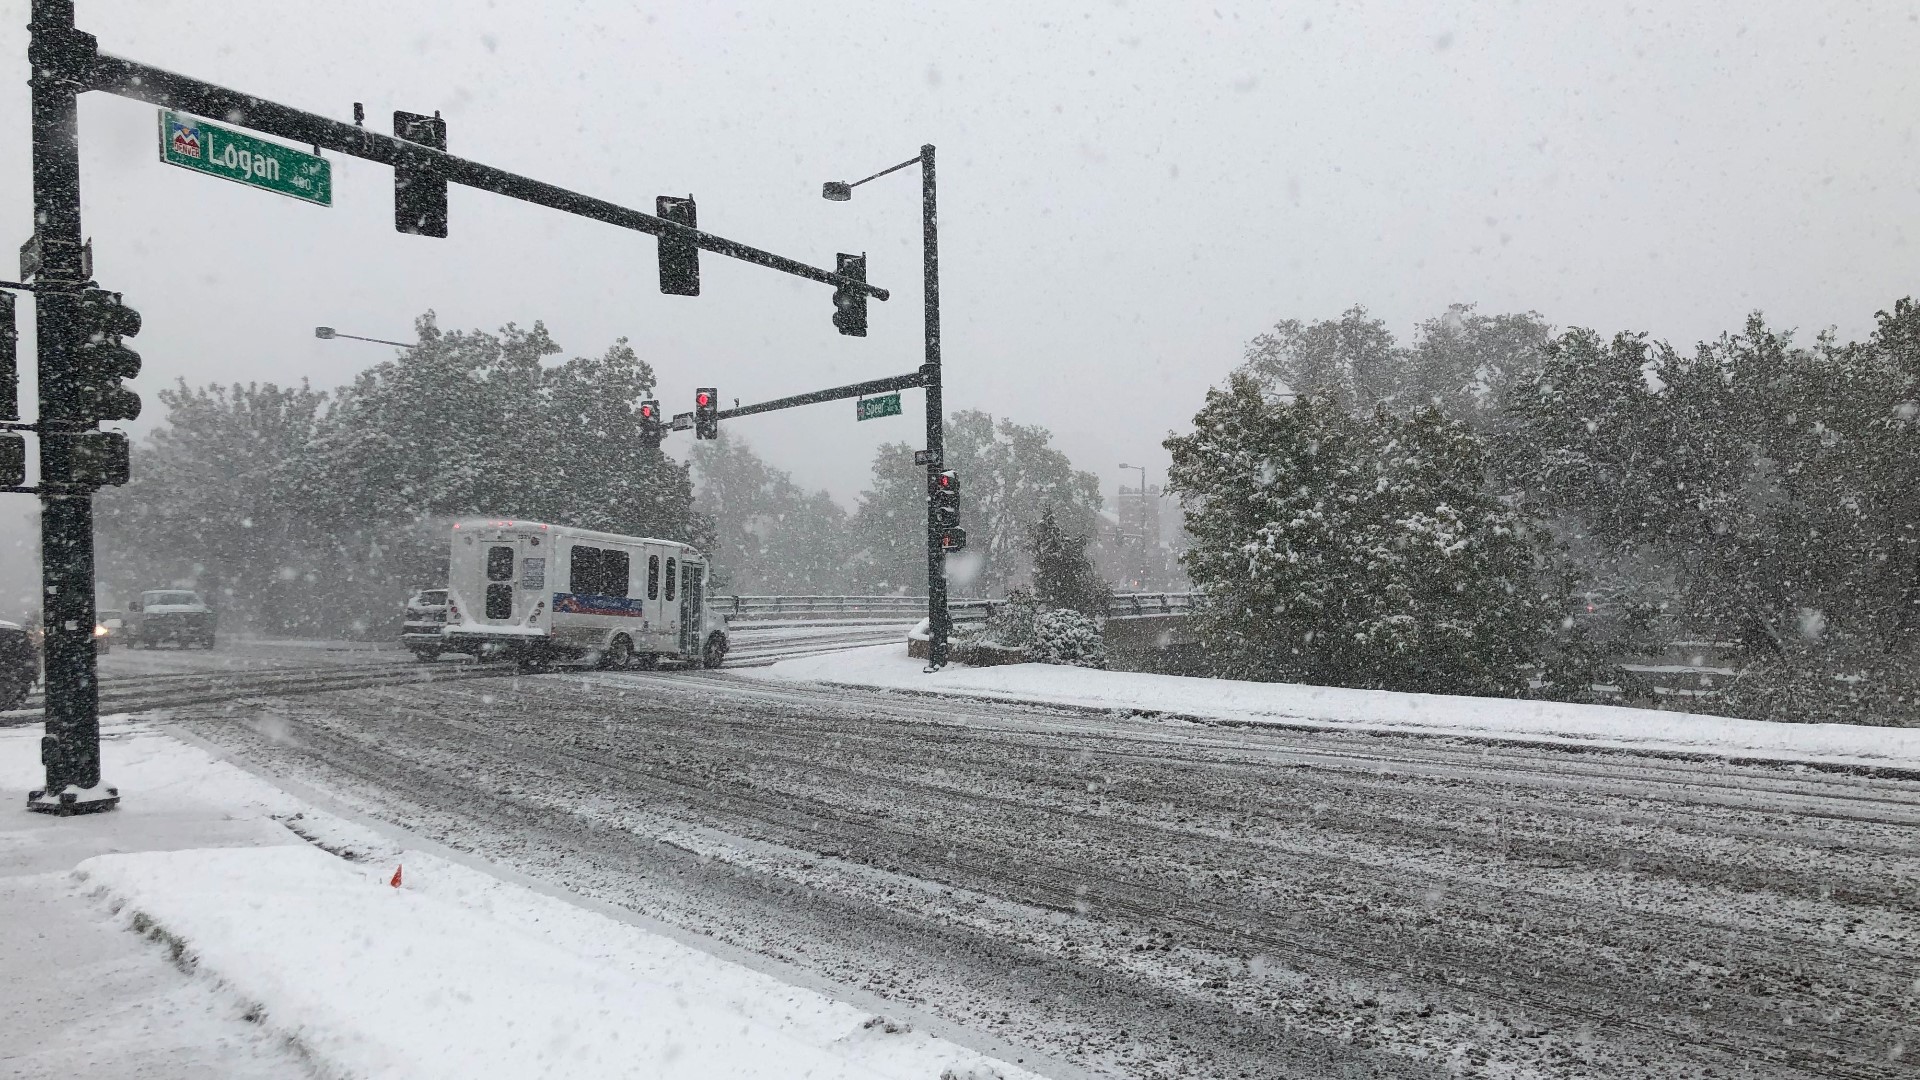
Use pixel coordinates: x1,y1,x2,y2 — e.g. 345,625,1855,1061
850,411,1101,596
97,313,698,638
1241,305,1401,414
691,431,854,594
1499,300,1920,720
96,379,334,632
1029,607,1106,668
1166,375,1558,695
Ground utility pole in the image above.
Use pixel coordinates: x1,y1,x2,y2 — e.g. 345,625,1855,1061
1118,462,1150,591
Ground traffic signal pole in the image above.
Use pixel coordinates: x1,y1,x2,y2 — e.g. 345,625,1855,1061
27,0,113,813
81,55,886,299
920,146,950,670
14,2,892,813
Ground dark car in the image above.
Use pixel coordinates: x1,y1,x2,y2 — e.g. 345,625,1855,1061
0,620,38,710
402,588,450,660
127,589,218,649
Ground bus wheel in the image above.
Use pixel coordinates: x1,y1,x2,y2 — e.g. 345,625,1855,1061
603,635,634,671
702,632,728,670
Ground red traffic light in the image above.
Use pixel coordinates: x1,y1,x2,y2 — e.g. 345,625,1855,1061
640,403,655,419
937,473,953,488
693,387,719,439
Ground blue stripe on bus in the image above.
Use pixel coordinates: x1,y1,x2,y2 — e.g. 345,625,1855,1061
552,592,648,618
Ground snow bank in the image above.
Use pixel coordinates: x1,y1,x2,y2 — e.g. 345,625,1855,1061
751,645,1920,770
15,725,1042,1080
80,846,910,1080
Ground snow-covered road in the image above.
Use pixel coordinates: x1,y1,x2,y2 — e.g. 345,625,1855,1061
166,665,1920,1079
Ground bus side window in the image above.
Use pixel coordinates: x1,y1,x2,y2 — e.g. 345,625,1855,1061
665,558,677,602
648,555,660,600
569,546,598,595
604,549,630,598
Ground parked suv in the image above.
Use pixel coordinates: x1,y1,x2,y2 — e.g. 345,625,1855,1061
0,619,37,710
127,590,218,649
402,588,450,661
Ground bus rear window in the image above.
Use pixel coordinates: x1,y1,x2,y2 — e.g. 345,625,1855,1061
665,557,677,601
486,546,515,581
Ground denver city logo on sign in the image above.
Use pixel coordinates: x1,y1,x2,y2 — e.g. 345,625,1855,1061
156,109,332,207
167,118,201,159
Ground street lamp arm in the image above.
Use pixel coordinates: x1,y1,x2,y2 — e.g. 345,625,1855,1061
317,327,412,348
846,155,923,190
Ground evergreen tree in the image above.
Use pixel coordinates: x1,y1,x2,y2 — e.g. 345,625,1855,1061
1028,507,1109,617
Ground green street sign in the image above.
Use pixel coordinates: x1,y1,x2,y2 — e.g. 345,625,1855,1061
158,110,332,206
856,392,903,421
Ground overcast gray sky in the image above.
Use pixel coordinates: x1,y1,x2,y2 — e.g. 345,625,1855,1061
3,0,1918,610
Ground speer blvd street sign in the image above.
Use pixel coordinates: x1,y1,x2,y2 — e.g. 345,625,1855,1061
158,110,332,206
856,392,902,421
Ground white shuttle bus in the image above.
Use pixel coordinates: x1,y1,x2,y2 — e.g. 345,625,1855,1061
442,518,729,670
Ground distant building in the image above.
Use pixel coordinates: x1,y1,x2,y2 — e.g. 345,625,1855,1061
1105,483,1187,592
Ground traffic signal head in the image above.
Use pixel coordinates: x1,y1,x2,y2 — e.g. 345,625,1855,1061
72,288,142,423
832,253,867,337
639,398,664,444
41,430,130,488
1,290,16,422
394,110,449,238
0,432,22,488
694,387,719,439
656,195,700,296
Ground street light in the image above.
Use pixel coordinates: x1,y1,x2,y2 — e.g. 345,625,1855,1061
314,326,413,348
825,145,949,670
1118,463,1151,591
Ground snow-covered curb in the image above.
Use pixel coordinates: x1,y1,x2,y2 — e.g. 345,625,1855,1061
748,645,1920,772
80,846,936,1080
10,726,1044,1080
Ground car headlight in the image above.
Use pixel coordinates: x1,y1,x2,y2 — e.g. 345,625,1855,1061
93,624,109,638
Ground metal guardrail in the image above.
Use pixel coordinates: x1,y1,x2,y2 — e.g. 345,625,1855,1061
720,594,1206,624
717,596,996,623
1106,592,1200,617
